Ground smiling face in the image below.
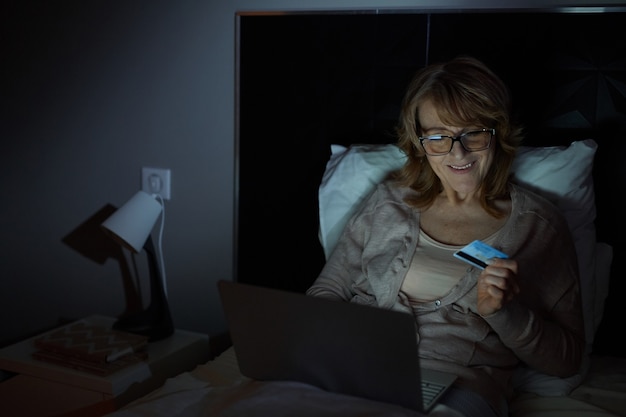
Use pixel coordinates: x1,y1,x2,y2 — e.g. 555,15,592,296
418,99,495,201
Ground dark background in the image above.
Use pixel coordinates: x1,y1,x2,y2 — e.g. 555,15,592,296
236,10,626,357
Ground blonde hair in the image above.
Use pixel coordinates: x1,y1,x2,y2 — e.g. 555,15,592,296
395,56,523,217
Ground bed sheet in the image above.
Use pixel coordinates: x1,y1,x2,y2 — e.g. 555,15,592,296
105,347,625,417
105,347,457,417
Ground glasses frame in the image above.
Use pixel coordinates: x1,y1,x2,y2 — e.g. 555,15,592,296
417,128,495,156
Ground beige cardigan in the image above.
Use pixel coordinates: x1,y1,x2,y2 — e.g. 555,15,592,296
307,180,585,417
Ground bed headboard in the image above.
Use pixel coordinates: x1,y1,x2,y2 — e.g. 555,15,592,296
235,8,626,357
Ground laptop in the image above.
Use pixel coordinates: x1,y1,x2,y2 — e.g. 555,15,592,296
217,280,457,413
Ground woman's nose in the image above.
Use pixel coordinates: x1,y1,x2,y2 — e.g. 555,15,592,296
449,139,468,156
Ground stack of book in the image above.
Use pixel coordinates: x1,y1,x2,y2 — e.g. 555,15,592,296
32,320,149,376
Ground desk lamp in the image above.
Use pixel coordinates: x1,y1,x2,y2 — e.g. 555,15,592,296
101,190,174,341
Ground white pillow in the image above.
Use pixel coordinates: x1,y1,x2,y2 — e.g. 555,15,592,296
318,139,605,396
510,139,598,347
318,143,407,259
319,140,601,343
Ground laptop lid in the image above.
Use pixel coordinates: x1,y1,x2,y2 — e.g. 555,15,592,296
217,280,455,412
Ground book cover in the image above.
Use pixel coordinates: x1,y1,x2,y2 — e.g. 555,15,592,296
32,348,148,376
33,320,149,364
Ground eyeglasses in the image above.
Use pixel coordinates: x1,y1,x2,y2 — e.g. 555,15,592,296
416,128,495,156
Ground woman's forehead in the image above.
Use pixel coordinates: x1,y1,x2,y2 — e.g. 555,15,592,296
418,97,477,129
418,101,463,130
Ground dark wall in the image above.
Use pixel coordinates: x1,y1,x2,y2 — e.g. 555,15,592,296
238,14,429,292
237,11,626,357
1,0,232,347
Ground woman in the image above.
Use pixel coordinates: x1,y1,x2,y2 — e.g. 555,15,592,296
306,56,585,417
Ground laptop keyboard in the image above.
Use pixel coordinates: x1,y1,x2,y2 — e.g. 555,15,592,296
421,380,447,408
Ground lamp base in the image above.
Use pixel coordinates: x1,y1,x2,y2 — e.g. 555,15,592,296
113,308,174,342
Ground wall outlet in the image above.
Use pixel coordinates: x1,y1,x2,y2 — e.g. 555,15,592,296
141,167,171,200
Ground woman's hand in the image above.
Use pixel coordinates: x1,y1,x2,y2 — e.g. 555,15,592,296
477,258,519,316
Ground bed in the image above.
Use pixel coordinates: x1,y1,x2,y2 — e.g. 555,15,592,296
105,138,626,416
108,8,626,417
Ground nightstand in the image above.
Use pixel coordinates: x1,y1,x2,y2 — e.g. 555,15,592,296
0,315,210,417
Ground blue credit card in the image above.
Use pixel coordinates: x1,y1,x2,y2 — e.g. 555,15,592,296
453,240,508,270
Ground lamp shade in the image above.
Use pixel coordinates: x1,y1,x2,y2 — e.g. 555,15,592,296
101,191,162,253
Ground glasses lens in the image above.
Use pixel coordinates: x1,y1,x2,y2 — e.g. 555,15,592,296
421,137,451,155
418,129,493,155
461,130,492,151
